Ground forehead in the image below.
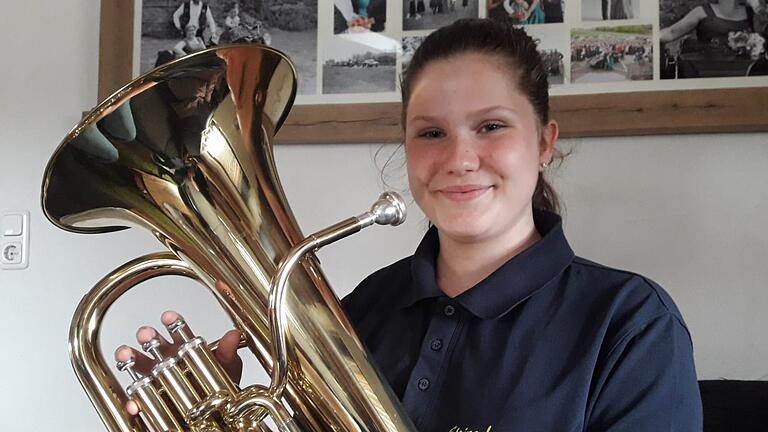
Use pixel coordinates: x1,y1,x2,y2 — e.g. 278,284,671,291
406,52,529,114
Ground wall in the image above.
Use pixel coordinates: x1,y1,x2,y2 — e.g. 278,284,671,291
0,1,766,431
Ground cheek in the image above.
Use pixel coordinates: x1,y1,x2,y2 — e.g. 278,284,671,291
405,145,432,186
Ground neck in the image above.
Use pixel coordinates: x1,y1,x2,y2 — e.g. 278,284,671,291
716,0,738,10
436,210,541,298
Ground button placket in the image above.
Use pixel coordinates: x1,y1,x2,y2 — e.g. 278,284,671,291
400,301,463,426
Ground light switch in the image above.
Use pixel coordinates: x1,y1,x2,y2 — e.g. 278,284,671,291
1,211,29,270
2,214,23,236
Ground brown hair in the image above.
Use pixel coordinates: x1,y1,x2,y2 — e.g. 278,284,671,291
401,18,563,214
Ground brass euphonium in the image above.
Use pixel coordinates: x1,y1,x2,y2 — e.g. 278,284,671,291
41,45,416,432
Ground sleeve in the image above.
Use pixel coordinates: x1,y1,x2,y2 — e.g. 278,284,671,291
585,313,703,432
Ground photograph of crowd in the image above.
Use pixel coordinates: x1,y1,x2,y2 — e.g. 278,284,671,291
571,25,653,83
140,0,318,95
659,0,768,79
323,35,397,93
334,0,387,34
487,0,564,25
402,0,479,31
582,0,638,21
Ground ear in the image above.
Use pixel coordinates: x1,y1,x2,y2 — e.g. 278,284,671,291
539,119,559,165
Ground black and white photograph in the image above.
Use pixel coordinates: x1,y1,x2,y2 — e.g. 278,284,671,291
571,25,653,83
402,35,427,74
659,0,768,79
525,25,567,84
402,0,479,31
323,34,397,94
582,0,639,21
139,0,318,95
487,0,564,25
334,0,387,34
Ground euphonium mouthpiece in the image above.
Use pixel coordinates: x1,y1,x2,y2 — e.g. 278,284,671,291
369,192,407,226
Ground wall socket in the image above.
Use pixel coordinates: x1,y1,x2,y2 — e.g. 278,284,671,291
1,211,29,270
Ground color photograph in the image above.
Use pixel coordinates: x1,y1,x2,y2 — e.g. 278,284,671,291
334,0,387,34
323,34,397,93
571,25,653,83
403,0,480,31
487,0,564,25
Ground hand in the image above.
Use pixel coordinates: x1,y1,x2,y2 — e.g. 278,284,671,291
114,310,243,415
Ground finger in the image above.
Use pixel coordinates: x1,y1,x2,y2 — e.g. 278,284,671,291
161,310,194,346
126,400,139,416
114,345,155,377
214,329,244,383
136,326,176,359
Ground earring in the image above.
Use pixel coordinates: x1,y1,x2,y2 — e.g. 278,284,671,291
540,161,549,170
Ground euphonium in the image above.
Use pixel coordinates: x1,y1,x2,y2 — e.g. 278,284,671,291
41,45,417,432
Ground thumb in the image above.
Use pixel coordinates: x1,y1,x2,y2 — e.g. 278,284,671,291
214,329,244,384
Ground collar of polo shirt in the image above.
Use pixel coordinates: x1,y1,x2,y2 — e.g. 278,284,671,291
397,210,575,319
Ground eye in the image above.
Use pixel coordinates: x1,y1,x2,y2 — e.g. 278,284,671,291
479,122,506,133
417,129,445,139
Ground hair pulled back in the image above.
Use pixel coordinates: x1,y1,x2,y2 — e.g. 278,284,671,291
400,18,562,214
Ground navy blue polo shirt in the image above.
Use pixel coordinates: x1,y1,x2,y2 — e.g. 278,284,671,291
342,211,702,431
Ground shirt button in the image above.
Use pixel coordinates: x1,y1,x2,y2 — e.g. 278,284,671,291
417,378,430,391
443,305,455,316
430,338,443,351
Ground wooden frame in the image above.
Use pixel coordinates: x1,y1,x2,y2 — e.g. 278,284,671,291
99,0,768,144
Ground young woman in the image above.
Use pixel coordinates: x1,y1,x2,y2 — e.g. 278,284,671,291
172,24,207,58
119,19,703,431
660,0,767,44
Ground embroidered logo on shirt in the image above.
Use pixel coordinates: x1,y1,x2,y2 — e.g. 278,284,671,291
449,426,492,432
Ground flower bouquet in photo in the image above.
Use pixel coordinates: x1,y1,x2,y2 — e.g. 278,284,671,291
347,16,376,32
727,31,767,60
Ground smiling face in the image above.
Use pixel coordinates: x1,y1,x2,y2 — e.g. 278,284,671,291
405,52,556,245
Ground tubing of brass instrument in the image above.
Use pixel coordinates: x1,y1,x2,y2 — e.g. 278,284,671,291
117,357,183,432
267,192,407,399
169,319,239,398
228,386,303,432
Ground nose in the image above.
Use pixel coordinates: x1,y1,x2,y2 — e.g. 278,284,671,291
444,133,480,175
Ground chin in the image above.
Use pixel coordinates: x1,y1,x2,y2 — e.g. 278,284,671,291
433,215,494,242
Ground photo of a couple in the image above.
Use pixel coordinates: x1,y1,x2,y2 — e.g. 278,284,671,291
487,0,564,25
582,0,638,21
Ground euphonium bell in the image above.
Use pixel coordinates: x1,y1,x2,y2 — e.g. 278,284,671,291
41,45,416,432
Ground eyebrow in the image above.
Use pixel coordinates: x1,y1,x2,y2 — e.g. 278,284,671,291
407,105,519,123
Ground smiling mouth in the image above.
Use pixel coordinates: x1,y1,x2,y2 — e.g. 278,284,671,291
438,185,491,202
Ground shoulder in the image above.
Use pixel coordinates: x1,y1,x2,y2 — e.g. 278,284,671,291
689,4,709,19
341,256,413,324
568,256,691,343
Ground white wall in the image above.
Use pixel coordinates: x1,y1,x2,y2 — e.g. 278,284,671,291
0,2,766,431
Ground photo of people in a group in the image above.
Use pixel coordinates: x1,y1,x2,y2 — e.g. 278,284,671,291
582,0,638,20
487,0,564,25
140,0,318,95
334,0,387,33
659,0,768,79
323,35,397,93
571,25,653,83
403,0,479,31
525,26,567,84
